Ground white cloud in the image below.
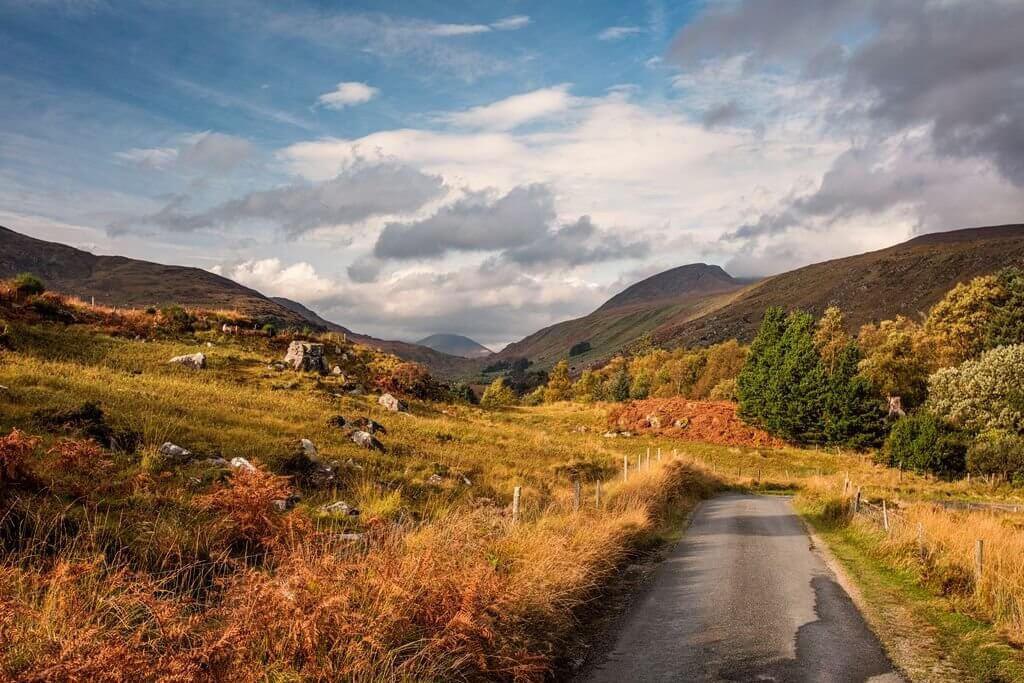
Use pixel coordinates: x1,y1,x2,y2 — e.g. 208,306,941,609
115,131,253,173
491,15,530,31
425,23,490,37
115,146,178,169
217,258,338,299
445,85,575,130
598,26,643,41
317,81,379,109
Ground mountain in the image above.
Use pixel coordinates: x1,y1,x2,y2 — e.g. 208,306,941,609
598,263,744,311
416,334,493,359
0,225,469,375
481,264,747,370
657,223,1024,347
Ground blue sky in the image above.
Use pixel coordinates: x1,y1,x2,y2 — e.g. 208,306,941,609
2,0,1022,347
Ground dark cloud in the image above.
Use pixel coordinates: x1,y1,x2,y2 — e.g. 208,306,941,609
373,184,554,260
499,215,650,267
701,101,745,129
115,160,445,237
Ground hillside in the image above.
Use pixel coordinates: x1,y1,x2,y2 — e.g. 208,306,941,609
657,223,1024,347
0,226,467,375
0,225,310,327
480,264,746,371
416,333,492,359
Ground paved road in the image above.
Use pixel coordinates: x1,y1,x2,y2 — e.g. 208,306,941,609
586,494,902,683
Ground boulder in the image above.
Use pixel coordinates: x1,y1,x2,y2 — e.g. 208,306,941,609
283,341,328,373
300,438,318,459
378,393,407,413
168,353,206,370
320,500,360,516
229,457,256,472
331,366,343,376
158,442,193,463
350,430,385,452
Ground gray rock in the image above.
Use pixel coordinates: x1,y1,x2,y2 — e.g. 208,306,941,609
350,430,385,452
272,494,301,512
300,438,318,459
204,457,229,467
168,352,206,370
229,457,256,472
331,365,343,375
378,393,407,412
158,442,193,463
283,341,327,373
427,473,444,485
320,500,360,516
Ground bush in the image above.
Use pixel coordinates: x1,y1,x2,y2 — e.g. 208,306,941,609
967,430,1024,480
543,360,573,403
159,305,194,333
569,341,591,357
927,344,1024,433
883,412,966,478
0,428,40,484
377,362,444,400
709,378,737,401
12,272,45,296
480,377,516,408
520,386,545,406
449,382,478,405
262,323,277,337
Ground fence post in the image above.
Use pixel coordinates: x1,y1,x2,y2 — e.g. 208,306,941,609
917,522,925,562
899,468,903,484
844,477,850,494
757,468,761,483
657,447,662,463
853,487,861,514
573,479,581,513
623,455,628,483
595,480,602,509
882,499,889,532
645,449,651,470
967,472,971,485
637,453,642,473
512,486,522,523
975,539,984,588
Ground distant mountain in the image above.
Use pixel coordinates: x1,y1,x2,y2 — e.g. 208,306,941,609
416,333,493,359
0,225,469,376
598,263,744,311
481,264,747,370
657,223,1024,347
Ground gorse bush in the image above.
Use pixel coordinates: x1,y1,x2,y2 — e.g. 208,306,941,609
882,412,966,478
927,344,1024,433
12,272,44,297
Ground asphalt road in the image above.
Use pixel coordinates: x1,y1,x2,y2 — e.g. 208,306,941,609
585,493,902,683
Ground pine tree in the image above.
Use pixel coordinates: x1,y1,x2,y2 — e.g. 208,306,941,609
738,307,786,427
822,343,886,448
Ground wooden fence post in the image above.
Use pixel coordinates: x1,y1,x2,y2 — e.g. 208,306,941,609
882,499,889,532
512,486,522,523
595,480,602,509
623,455,628,483
657,447,662,462
637,453,642,473
975,539,984,587
573,479,581,513
756,468,761,483
853,487,861,514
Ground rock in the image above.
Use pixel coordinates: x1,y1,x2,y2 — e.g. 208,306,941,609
204,457,229,467
603,432,619,438
320,500,360,516
351,416,386,434
344,458,365,471
347,387,364,396
283,341,328,373
272,494,301,512
326,415,347,429
205,341,214,348
460,474,472,486
300,438,318,459
378,393,407,412
427,473,444,485
350,430,385,452
158,442,192,463
229,457,256,472
331,366,343,375
673,418,690,429
168,352,206,370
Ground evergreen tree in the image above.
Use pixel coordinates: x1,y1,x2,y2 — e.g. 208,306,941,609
608,366,631,402
738,307,786,427
822,344,886,448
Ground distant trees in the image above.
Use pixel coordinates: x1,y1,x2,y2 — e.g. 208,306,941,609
569,341,591,357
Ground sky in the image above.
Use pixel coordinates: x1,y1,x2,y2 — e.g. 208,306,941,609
2,0,1023,349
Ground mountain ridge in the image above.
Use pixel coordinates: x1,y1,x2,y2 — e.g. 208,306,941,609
416,333,492,359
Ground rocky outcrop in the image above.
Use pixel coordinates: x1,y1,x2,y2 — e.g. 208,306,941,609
350,430,385,452
168,353,206,369
378,393,407,412
283,341,327,373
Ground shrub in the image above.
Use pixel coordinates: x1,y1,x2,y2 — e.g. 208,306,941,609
882,412,966,478
520,386,545,406
159,305,193,333
568,341,591,357
196,466,298,547
967,430,1024,480
573,369,604,403
607,366,631,402
13,272,45,296
0,428,40,484
377,362,444,400
448,382,478,405
709,378,737,401
480,377,516,408
927,344,1024,433
262,323,277,337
